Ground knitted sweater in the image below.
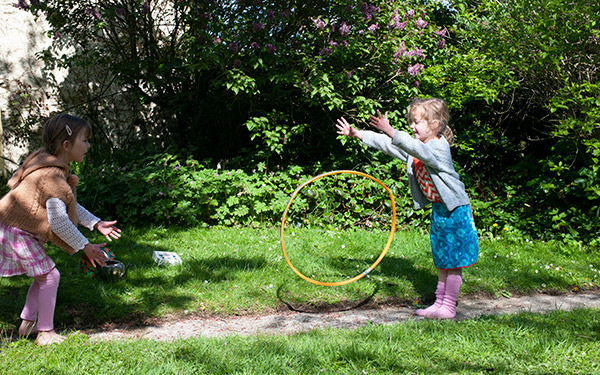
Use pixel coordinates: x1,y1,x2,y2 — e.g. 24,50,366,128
361,130,470,212
0,149,81,254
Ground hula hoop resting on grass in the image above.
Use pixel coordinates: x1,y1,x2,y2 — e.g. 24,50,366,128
280,170,397,286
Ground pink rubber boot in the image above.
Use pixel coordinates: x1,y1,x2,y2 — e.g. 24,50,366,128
426,270,462,319
415,270,447,316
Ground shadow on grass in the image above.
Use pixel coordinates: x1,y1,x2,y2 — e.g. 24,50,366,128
378,255,438,302
0,235,272,332
275,280,381,313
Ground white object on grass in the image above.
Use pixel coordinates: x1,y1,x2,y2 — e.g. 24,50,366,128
153,251,183,266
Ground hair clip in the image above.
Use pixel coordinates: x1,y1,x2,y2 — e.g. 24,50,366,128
66,125,73,136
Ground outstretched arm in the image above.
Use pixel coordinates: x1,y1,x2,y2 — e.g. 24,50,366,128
369,110,396,138
335,117,362,140
95,220,122,242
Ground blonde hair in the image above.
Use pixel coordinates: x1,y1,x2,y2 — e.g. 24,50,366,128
42,114,92,156
407,98,454,145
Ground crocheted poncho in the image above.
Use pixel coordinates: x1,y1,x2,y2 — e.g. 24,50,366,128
0,149,81,254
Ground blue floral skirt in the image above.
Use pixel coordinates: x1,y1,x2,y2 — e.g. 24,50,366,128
430,203,479,270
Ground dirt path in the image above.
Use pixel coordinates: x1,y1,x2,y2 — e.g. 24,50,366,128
84,292,600,342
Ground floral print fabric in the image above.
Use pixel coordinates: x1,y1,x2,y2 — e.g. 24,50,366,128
430,203,479,270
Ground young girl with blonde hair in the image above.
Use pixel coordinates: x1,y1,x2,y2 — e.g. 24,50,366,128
336,98,479,319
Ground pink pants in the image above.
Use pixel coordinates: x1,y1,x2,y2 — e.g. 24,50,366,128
20,267,60,331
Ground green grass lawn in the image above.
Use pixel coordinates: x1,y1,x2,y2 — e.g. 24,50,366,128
1,225,599,374
1,309,598,374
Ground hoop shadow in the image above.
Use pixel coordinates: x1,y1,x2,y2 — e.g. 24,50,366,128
276,278,380,313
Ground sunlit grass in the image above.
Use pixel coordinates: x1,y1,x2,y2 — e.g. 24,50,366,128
0,225,598,331
1,308,598,374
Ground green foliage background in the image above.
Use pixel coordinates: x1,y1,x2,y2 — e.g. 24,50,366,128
5,0,599,248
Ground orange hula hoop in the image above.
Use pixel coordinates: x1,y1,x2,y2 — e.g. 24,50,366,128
280,170,397,286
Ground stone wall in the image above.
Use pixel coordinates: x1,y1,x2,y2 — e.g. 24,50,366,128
0,0,53,174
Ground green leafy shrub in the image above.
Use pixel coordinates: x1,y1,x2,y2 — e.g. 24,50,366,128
76,150,423,231
22,0,450,165
422,0,600,248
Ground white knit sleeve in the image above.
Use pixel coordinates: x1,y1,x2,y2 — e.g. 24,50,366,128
77,203,101,231
47,198,89,252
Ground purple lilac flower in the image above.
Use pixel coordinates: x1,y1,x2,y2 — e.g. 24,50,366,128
85,7,102,19
415,17,428,28
437,38,446,49
266,43,277,53
393,42,407,59
315,18,326,29
405,47,424,58
253,22,265,32
233,59,242,67
434,27,448,37
330,40,338,47
406,9,415,18
339,22,350,36
14,0,28,10
320,47,332,55
214,37,221,45
53,30,63,40
390,10,401,29
361,3,380,20
250,41,259,49
229,42,239,53
281,9,291,17
408,63,424,76
367,23,379,33
267,10,275,20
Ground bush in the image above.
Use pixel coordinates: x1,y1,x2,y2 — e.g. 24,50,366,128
421,0,600,248
22,0,450,164
76,150,427,231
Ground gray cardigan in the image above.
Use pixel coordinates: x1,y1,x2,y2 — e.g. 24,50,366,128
361,129,470,212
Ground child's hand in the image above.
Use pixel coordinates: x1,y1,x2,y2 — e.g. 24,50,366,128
369,110,395,138
83,243,107,268
95,220,122,242
336,117,362,140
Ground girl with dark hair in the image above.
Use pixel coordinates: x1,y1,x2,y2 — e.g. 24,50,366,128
0,114,121,344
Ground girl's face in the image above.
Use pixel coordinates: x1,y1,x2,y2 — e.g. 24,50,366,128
409,107,438,143
61,130,91,163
